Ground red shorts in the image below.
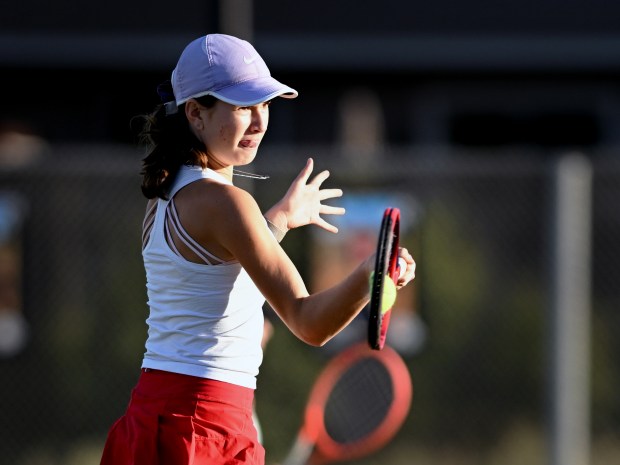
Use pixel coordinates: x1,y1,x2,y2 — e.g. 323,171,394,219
100,369,264,465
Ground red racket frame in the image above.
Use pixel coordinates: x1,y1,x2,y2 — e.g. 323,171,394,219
298,342,412,464
368,207,401,350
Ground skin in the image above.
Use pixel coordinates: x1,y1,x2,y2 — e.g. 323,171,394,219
168,98,416,346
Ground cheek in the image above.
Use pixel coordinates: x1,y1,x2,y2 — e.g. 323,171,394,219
205,124,231,148
219,125,229,142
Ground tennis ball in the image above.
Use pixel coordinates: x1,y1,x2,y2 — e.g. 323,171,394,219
369,273,398,314
381,278,397,314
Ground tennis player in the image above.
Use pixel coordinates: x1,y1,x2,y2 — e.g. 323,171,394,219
99,33,416,465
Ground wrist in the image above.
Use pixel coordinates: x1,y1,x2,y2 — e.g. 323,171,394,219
264,205,290,233
265,217,288,243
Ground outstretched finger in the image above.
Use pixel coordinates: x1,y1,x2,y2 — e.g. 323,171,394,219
293,158,314,185
319,205,346,216
309,169,331,187
319,188,343,201
315,217,339,234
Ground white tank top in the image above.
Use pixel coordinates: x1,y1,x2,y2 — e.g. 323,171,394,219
141,165,265,389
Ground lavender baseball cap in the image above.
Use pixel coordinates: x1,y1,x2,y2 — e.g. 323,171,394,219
171,34,298,107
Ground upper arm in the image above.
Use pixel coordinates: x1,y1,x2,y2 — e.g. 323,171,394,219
193,184,310,331
226,188,309,313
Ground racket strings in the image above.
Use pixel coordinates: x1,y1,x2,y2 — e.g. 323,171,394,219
323,358,394,444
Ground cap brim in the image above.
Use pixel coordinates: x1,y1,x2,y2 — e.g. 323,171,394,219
207,76,298,106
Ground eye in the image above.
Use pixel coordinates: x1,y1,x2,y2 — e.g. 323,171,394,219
258,101,272,112
237,101,271,112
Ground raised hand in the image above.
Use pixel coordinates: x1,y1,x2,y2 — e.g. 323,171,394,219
265,158,345,234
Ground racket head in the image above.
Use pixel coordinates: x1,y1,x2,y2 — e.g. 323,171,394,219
299,342,412,464
368,207,401,350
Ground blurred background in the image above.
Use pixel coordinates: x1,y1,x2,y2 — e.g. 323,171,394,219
1,0,619,464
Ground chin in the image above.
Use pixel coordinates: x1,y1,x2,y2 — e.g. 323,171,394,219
235,150,259,165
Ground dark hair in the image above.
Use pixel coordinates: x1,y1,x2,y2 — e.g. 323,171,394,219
136,92,218,199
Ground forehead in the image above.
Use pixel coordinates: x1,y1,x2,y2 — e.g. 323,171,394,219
198,99,235,119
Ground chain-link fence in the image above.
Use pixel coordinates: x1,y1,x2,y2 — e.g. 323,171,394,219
0,144,618,465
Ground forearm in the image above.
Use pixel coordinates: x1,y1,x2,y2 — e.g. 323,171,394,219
291,261,372,346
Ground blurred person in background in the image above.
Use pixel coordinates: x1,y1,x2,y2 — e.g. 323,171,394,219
99,33,416,465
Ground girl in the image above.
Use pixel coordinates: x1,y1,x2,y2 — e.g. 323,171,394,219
100,33,415,465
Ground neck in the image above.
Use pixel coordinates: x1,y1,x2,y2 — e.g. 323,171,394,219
207,163,234,183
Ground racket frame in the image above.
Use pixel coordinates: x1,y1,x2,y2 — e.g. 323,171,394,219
368,207,401,350
283,343,412,465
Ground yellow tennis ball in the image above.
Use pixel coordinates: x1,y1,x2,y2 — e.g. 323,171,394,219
381,278,397,314
369,273,398,314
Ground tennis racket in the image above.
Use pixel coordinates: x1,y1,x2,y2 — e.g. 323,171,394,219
281,342,413,465
368,207,402,350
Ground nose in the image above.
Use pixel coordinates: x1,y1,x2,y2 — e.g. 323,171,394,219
250,107,268,133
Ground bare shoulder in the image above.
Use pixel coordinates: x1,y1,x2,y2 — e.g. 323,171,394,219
185,179,259,217
174,179,264,240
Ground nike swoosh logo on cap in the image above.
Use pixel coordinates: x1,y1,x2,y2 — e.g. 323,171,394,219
243,56,257,64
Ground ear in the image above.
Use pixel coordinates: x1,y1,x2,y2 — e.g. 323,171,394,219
185,99,204,131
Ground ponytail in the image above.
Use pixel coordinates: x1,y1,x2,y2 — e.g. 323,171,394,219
135,82,216,199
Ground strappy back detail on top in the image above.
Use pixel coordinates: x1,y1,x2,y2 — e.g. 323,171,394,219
163,198,227,265
141,166,231,265
142,200,157,250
